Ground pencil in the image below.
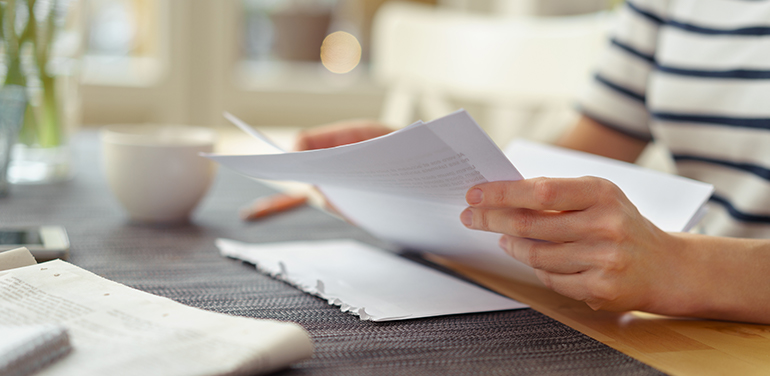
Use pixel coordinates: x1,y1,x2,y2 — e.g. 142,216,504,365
239,193,308,221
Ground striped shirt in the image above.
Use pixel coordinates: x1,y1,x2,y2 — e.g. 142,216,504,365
580,0,770,238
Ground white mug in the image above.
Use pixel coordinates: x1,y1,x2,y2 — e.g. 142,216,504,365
101,124,218,224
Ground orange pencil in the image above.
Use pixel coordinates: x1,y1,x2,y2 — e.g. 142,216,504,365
239,193,308,221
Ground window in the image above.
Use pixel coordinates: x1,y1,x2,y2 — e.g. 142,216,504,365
81,0,399,127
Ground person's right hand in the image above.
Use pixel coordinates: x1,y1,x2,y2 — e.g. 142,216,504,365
294,119,393,151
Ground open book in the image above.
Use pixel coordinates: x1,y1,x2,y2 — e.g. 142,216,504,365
206,110,714,285
0,248,313,376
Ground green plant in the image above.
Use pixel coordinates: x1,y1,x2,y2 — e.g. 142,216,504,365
608,0,626,9
1,0,66,148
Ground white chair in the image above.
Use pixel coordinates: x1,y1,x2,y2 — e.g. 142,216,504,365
370,2,611,146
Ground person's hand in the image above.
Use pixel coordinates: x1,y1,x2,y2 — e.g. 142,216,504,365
294,119,393,151
460,177,691,314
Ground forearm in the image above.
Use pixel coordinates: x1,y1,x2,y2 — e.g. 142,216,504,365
558,115,648,163
650,233,770,324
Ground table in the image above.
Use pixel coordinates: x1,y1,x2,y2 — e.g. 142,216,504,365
0,130,756,375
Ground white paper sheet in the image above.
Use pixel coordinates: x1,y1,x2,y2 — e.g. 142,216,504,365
217,238,528,322
207,110,522,205
206,110,714,285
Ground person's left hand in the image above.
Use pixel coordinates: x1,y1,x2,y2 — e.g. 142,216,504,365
460,177,688,313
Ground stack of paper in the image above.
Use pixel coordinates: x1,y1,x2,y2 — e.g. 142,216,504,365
207,110,713,285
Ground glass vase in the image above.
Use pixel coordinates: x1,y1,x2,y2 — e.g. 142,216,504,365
2,0,83,184
7,73,81,184
0,86,27,196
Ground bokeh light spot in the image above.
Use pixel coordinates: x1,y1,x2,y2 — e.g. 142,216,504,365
320,31,362,74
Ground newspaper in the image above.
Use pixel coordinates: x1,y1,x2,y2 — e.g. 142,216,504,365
0,254,312,376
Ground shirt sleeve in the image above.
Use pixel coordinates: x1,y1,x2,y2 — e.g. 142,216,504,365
579,0,667,141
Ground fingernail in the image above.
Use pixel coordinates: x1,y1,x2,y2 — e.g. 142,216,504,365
467,188,483,205
460,209,473,227
498,236,506,249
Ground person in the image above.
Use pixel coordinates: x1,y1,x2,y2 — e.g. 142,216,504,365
295,0,770,324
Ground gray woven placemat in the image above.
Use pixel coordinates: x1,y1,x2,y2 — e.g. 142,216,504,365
0,132,667,376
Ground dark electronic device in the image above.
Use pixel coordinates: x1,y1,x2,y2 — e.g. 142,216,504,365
0,226,70,261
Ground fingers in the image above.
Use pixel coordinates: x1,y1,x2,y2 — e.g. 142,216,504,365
295,120,392,151
505,237,635,311
532,269,628,311
462,177,631,241
499,235,590,274
473,177,656,313
532,270,595,304
462,207,584,242
466,177,623,212
500,236,605,304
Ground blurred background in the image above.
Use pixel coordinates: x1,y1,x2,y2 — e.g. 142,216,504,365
2,0,644,212
78,0,620,143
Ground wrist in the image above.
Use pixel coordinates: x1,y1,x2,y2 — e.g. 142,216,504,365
647,233,770,323
640,232,714,317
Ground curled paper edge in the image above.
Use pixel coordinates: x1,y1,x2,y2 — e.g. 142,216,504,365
250,259,380,321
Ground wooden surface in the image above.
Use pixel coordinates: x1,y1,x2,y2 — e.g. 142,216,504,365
434,257,770,376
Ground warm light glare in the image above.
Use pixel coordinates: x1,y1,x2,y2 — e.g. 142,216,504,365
320,31,362,74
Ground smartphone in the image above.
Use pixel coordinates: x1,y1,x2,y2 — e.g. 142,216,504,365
0,226,70,261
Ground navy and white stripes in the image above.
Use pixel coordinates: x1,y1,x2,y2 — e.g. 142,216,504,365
580,0,770,237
